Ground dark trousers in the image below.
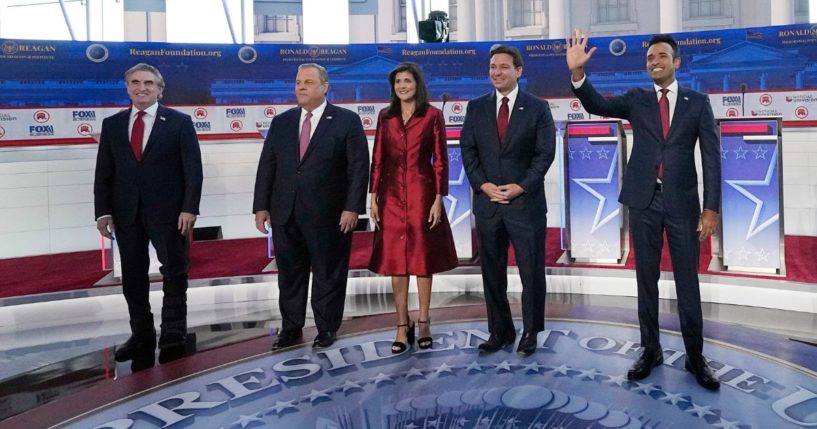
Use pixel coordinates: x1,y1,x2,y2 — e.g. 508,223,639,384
630,190,704,357
115,211,190,338
476,214,547,336
272,215,352,333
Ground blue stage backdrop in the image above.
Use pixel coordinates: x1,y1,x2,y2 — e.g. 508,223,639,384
3,23,817,145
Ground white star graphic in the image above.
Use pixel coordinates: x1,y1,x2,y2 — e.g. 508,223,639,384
632,382,660,395
752,146,768,159
405,367,426,379
463,361,485,373
433,362,455,376
303,388,331,404
457,417,470,426
264,400,297,416
448,149,461,163
596,240,611,253
580,147,593,159
445,167,471,228
686,402,715,418
604,374,629,386
370,372,394,385
712,417,742,429
568,148,575,159
339,379,363,393
551,363,573,376
725,147,779,239
577,368,602,380
755,248,770,262
521,361,547,373
427,417,440,428
494,360,514,373
736,246,751,261
658,391,688,406
571,151,621,233
721,148,729,160
231,413,264,428
734,145,748,159
596,147,610,159
581,239,595,253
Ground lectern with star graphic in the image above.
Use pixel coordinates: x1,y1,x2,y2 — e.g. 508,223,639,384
717,117,785,275
564,121,627,263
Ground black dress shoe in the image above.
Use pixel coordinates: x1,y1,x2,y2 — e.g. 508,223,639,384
272,329,303,350
114,333,156,362
159,332,190,364
478,331,516,354
627,348,664,380
685,356,720,391
516,331,538,357
313,331,337,348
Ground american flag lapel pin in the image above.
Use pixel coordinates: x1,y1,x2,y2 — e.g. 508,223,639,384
159,116,166,121
683,97,689,101
518,106,524,110
326,116,333,120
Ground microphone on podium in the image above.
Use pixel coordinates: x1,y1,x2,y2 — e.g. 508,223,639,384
441,93,450,112
740,83,748,116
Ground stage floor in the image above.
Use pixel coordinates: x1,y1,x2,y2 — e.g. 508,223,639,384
1,288,816,428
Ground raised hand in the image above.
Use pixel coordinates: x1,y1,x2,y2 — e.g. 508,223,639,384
566,29,597,77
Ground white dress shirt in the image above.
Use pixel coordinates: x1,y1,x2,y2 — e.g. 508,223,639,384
495,85,519,121
300,100,327,140
128,101,159,152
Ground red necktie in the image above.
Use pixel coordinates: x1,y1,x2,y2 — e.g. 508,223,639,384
497,96,509,144
658,88,670,179
130,110,146,162
299,111,313,160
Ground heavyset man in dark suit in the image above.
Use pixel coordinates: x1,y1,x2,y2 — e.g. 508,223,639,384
94,63,203,369
460,45,556,357
567,31,721,390
253,63,369,350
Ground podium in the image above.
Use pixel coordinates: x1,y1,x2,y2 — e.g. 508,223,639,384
563,120,628,264
444,144,475,261
715,117,785,275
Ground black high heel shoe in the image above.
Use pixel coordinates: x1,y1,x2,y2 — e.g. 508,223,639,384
417,320,432,349
391,322,415,354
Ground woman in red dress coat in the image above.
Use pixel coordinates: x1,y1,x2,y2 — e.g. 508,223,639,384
369,62,458,353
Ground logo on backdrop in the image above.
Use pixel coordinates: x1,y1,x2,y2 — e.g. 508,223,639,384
570,99,582,111
726,108,740,117
238,46,258,64
795,106,809,119
609,38,627,56
193,108,208,119
226,108,246,118
74,321,817,429
760,94,773,106
264,106,277,118
230,120,243,131
452,103,463,114
72,110,96,121
33,110,50,123
0,126,5,139
76,123,93,136
85,43,109,63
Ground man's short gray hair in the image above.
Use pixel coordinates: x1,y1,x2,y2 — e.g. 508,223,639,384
298,63,329,83
124,63,165,90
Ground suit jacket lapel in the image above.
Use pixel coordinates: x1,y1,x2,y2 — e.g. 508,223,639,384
141,105,164,159
300,103,334,164
483,93,501,147
667,87,689,143
502,92,526,152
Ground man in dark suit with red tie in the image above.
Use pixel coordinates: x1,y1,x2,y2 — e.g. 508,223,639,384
567,31,721,390
94,63,203,370
253,63,369,350
460,45,556,357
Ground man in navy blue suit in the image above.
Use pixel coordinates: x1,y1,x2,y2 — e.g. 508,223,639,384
94,63,203,370
567,31,721,390
253,63,369,351
460,45,556,357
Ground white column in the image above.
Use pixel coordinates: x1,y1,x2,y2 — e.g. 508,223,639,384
407,0,420,43
240,0,254,44
548,0,569,40
659,0,682,33
303,0,349,44
457,0,475,41
771,0,794,25
474,0,490,41
811,0,817,22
